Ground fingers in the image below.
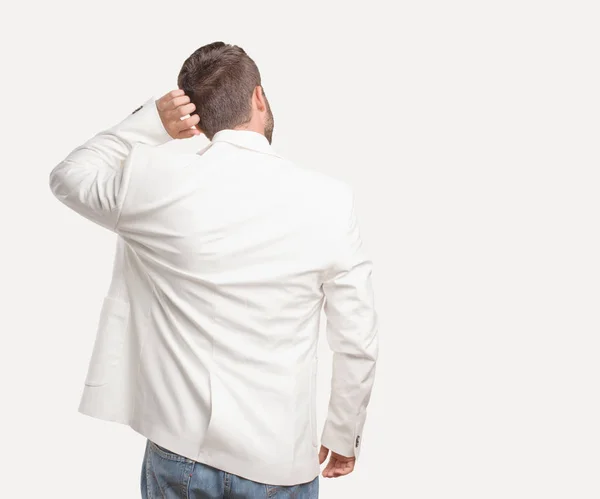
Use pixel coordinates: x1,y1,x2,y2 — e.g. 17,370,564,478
176,103,197,119
157,89,201,140
321,454,356,478
163,95,191,111
319,445,329,465
177,126,201,139
322,457,337,478
156,89,186,111
322,457,355,478
164,102,197,124
163,101,196,120
174,113,200,133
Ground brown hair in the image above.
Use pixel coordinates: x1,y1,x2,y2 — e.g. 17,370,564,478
177,42,262,140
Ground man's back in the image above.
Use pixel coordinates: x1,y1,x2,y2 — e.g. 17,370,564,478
120,130,356,483
50,115,378,486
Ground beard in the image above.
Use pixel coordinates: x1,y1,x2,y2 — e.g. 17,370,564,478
264,97,275,144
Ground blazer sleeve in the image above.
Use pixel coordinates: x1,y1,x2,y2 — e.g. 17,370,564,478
48,97,172,231
320,188,379,459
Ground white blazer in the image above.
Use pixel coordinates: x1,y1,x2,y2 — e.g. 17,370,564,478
49,97,378,486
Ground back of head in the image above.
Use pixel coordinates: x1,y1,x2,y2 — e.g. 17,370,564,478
178,42,263,140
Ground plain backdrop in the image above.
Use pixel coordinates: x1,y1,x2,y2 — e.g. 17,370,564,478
1,1,599,498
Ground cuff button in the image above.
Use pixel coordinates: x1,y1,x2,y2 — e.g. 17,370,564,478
355,435,361,448
131,105,143,114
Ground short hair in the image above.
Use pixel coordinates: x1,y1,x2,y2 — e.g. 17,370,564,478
177,42,262,140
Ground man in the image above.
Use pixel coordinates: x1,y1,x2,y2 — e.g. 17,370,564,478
49,42,378,499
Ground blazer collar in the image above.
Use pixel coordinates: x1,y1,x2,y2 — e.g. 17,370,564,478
197,129,281,158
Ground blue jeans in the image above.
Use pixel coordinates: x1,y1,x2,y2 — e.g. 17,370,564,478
141,439,319,498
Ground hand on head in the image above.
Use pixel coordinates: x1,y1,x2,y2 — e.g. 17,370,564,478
155,89,202,140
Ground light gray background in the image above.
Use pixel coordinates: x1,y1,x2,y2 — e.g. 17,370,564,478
1,1,599,498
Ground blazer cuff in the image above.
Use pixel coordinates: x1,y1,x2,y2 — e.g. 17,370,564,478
112,96,172,146
320,409,367,459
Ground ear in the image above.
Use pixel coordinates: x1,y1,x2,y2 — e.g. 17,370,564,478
254,85,267,112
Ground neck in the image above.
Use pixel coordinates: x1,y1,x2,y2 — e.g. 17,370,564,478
233,119,265,137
